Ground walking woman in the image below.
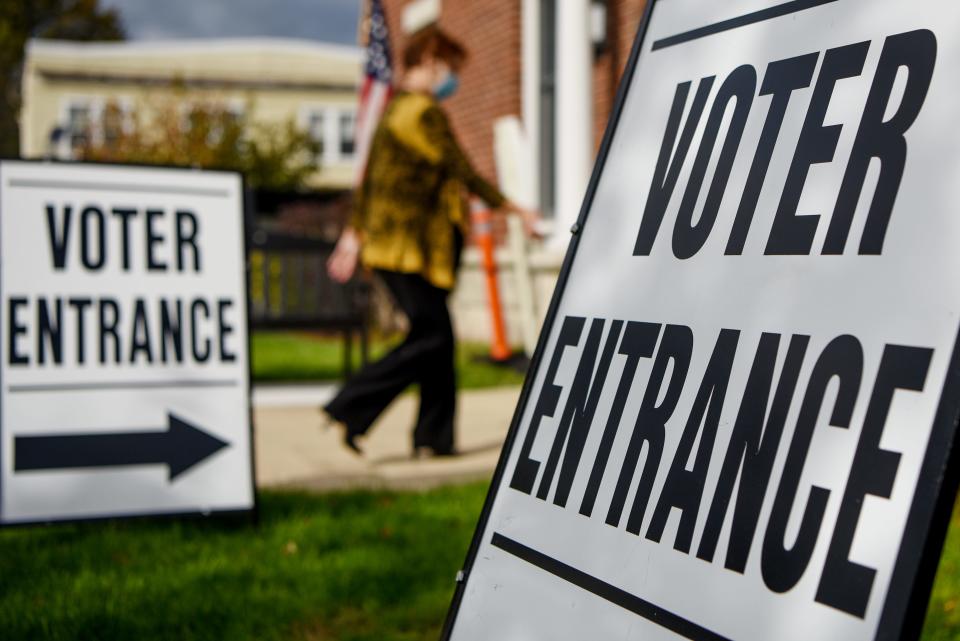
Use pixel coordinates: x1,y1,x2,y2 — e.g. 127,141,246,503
325,26,539,457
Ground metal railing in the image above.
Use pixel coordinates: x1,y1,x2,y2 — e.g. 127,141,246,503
247,227,369,377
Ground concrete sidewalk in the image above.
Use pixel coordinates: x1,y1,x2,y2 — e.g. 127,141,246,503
252,384,522,491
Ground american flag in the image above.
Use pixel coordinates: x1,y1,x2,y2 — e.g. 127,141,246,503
354,0,394,184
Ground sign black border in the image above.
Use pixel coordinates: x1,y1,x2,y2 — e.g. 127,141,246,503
0,158,259,528
440,1,960,639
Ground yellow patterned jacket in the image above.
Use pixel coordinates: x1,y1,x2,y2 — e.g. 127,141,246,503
351,91,506,290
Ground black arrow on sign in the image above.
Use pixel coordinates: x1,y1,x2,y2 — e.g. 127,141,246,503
14,413,230,481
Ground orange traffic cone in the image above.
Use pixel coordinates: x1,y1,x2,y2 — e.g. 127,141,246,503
471,200,511,362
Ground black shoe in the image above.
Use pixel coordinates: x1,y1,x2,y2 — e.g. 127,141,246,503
320,407,364,456
343,432,363,456
412,446,431,460
412,446,459,459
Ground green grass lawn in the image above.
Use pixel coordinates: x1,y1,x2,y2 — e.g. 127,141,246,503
251,331,527,389
0,484,488,641
922,499,960,640
1,483,958,641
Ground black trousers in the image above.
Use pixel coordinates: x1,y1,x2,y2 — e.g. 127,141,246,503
324,269,457,454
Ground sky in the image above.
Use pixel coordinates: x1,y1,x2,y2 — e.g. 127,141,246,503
100,0,363,46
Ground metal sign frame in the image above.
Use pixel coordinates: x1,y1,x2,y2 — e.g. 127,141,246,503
440,1,960,639
0,158,258,527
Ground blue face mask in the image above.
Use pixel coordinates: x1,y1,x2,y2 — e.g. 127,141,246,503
433,71,460,101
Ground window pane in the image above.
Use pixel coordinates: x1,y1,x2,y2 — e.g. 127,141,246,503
69,104,91,150
339,112,355,157
102,102,124,146
308,111,325,158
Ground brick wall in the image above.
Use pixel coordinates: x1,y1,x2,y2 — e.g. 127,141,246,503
379,0,647,190
380,0,521,184
593,0,648,151
372,1,652,343
612,0,650,78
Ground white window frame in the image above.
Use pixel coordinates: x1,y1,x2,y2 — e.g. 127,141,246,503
338,110,357,163
302,106,329,164
299,103,358,167
58,95,134,159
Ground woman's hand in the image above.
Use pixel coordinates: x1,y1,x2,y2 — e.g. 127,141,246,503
327,227,362,284
506,202,545,239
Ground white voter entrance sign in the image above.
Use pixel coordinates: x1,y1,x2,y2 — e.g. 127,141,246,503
0,161,254,524
444,1,960,639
